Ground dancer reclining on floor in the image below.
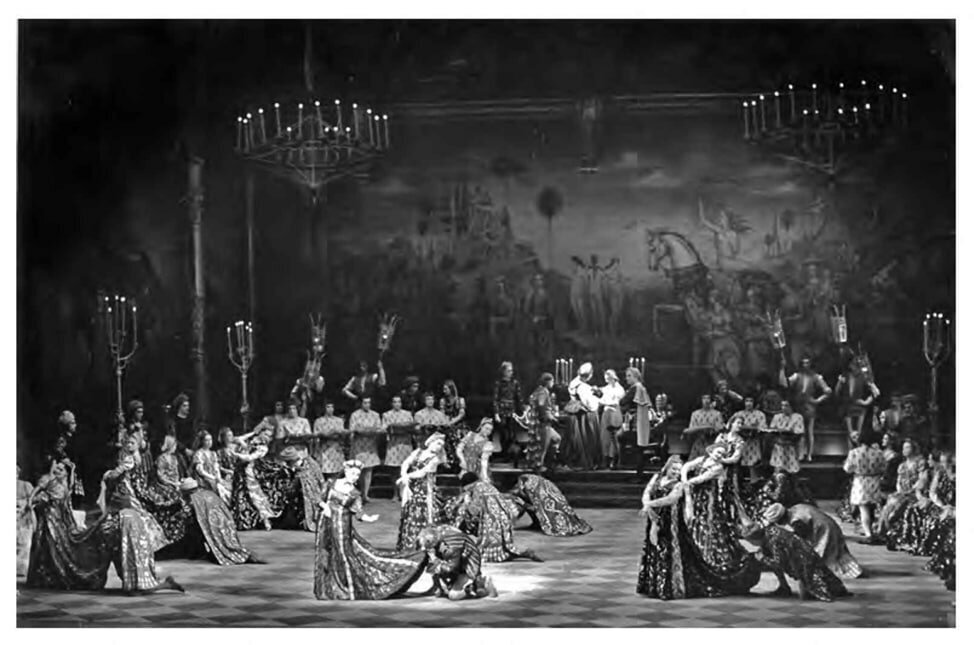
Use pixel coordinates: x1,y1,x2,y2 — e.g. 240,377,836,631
416,525,498,600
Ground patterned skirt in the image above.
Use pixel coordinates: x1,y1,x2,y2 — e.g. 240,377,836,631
131,473,191,545
231,461,281,530
350,435,381,469
383,435,414,467
849,475,882,506
924,519,955,591
637,505,687,599
396,479,444,551
187,489,255,565
770,443,800,474
511,474,592,536
762,525,851,602
740,438,762,467
455,483,526,563
315,440,347,475
885,500,930,552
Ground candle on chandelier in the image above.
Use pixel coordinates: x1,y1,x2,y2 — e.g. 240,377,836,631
246,113,254,149
788,83,796,121
891,87,899,123
286,126,292,142
242,119,250,152
315,100,323,137
811,83,818,112
383,115,390,148
900,92,908,127
852,106,859,125
750,101,758,136
297,103,304,139
774,91,781,128
335,99,343,131
759,95,767,131
742,101,750,139
366,108,374,145
274,102,282,137
258,108,266,143
131,300,138,341
838,81,845,106
120,296,127,340
236,117,243,150
226,325,233,356
352,103,361,139
801,109,810,147
878,84,886,122
374,115,381,148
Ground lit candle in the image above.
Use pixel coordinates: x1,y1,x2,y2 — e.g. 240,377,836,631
226,325,232,356
258,108,266,143
131,300,137,342
892,87,899,123
811,83,818,112
286,126,292,142
788,83,796,121
352,103,360,139
120,296,127,339
246,113,253,149
750,100,758,135
242,119,250,152
900,92,908,127
878,84,886,122
802,109,810,148
335,99,343,131
838,81,845,106
852,106,859,125
366,108,374,144
298,103,304,139
315,100,323,137
742,101,750,139
383,115,390,148
236,320,244,350
774,91,781,128
374,115,381,148
274,102,282,137
759,95,767,131
236,116,243,150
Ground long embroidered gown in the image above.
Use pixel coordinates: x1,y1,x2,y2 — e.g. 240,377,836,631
231,436,281,530
440,396,468,471
396,450,444,550
313,481,427,600
916,471,955,557
877,457,927,537
638,476,689,599
757,524,851,601
184,486,258,565
27,463,171,592
509,473,592,536
130,450,190,545
446,480,533,563
785,503,862,579
194,448,232,504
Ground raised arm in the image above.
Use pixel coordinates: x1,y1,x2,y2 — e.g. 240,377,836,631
342,377,359,401
376,361,387,388
813,374,832,404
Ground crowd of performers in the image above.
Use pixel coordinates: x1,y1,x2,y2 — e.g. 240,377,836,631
16,353,954,602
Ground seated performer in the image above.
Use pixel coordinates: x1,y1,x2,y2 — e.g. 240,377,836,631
193,430,232,505
313,459,427,601
446,472,543,563
16,464,35,579
122,433,191,548
27,458,184,594
762,503,863,579
684,394,724,461
313,401,349,480
416,524,498,600
876,437,927,538
509,473,592,536
457,418,495,482
741,521,851,602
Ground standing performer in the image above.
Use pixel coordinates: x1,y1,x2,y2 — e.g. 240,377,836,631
348,397,383,503
414,392,450,447
396,433,446,550
567,362,602,469
16,464,35,579
781,356,832,462
729,395,767,483
382,395,416,501
842,430,886,543
835,352,881,448
229,426,279,531
399,376,423,414
492,361,523,457
313,460,427,601
599,369,626,469
767,400,805,475
167,394,196,473
638,455,690,599
684,394,724,461
523,372,561,470
342,360,387,412
457,418,495,482
416,525,498,600
312,401,349,480
617,367,655,474
440,380,468,472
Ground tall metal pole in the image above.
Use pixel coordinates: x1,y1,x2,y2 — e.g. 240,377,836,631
189,157,209,423
245,171,257,414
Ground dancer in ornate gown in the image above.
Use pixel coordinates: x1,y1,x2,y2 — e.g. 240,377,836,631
509,473,592,536
598,369,625,469
741,522,850,602
920,452,955,589
446,473,542,563
27,459,184,594
180,478,262,566
440,380,468,472
193,430,232,505
417,525,498,600
125,434,190,547
762,503,863,579
457,418,495,482
638,456,691,599
313,460,427,600
314,401,350,479
216,427,238,481
566,362,602,469
876,438,927,538
680,445,761,596
230,426,278,531
16,464,35,578
396,433,446,550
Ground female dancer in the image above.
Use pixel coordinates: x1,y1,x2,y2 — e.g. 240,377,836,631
922,453,955,590
193,430,232,505
680,445,761,596
876,437,927,538
447,472,542,563
728,395,767,483
638,456,691,599
762,502,863,579
598,369,625,469
314,401,350,480
27,458,184,594
179,478,262,566
440,380,469,472
396,433,446,550
457,418,495,482
509,473,592,536
216,427,238,481
313,459,427,600
123,433,190,547
230,425,279,531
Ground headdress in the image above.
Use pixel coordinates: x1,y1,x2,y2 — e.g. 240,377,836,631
424,432,446,448
343,459,365,470
58,410,75,425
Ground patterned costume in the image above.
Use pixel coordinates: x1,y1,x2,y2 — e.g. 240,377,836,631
129,451,190,545
778,503,863,579
748,524,850,602
638,475,688,599
313,481,427,600
349,409,383,468
843,443,885,506
687,408,724,460
396,449,444,550
729,409,767,467
313,414,348,475
417,525,495,599
230,436,280,530
509,474,592,536
184,486,258,565
194,448,231,504
877,456,928,537
446,480,536,563
17,478,35,577
768,412,804,473
414,407,450,447
440,396,468,470
457,431,493,481
381,409,415,467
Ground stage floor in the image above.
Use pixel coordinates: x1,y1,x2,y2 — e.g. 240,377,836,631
17,501,954,628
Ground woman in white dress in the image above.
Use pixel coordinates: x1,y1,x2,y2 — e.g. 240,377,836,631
598,369,625,469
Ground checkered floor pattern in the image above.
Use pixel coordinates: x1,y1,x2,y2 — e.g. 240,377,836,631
17,501,955,627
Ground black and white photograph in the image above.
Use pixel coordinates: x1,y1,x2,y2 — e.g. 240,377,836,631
11,6,964,631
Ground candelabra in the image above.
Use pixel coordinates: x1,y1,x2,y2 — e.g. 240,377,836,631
555,357,575,385
227,320,255,432
765,309,787,363
830,304,848,345
235,99,390,193
628,357,647,380
377,313,400,358
740,79,909,178
100,293,139,446
922,312,951,444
